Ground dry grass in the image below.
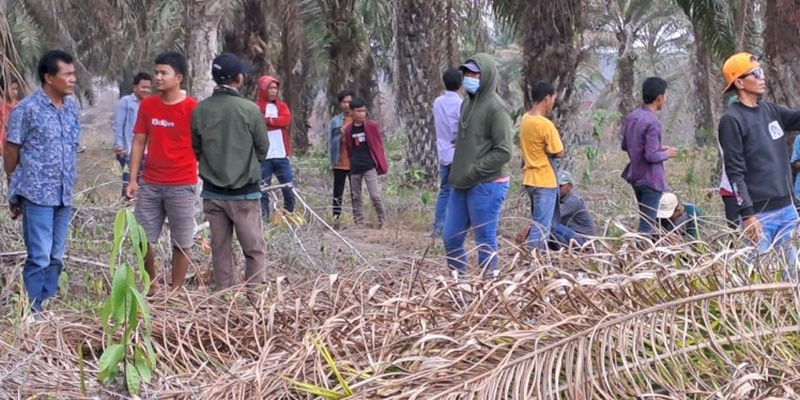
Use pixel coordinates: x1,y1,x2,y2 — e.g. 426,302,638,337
3,236,800,399
3,110,797,399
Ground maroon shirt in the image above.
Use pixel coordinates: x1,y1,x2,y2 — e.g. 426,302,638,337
620,106,670,192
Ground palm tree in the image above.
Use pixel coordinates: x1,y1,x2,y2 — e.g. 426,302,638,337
493,0,584,172
764,0,800,109
184,0,235,99
394,0,444,178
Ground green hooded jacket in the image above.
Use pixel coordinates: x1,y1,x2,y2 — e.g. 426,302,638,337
448,53,513,189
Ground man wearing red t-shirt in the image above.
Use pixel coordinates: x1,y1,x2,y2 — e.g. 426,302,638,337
126,51,198,294
0,77,20,158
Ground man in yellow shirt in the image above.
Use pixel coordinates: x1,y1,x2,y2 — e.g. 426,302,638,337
520,81,565,250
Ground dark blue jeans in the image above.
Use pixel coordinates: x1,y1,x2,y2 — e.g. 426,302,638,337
525,186,559,250
550,224,586,250
21,198,71,311
633,185,662,233
443,181,509,276
433,164,452,237
261,157,295,216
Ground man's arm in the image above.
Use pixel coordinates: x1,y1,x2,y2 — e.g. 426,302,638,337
776,103,800,132
128,133,147,180
267,102,292,128
560,195,583,222
190,109,202,159
4,106,26,182
251,107,270,161
447,100,461,143
3,142,19,182
718,115,754,217
546,123,566,159
472,108,512,177
112,97,127,151
643,123,670,163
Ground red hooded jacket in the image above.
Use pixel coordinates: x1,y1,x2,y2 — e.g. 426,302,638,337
256,75,293,157
344,120,389,176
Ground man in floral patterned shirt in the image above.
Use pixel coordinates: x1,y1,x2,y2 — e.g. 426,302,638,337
3,50,80,313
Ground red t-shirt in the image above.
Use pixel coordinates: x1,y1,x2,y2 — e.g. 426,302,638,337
133,96,198,185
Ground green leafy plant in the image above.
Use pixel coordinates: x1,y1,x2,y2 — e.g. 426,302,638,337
98,209,156,395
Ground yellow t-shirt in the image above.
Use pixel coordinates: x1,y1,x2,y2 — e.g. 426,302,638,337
520,114,564,188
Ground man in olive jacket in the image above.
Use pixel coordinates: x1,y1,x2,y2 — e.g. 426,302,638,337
191,53,270,292
443,53,513,278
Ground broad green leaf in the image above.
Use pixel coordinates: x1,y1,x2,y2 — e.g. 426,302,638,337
134,347,153,383
110,210,126,275
97,343,125,383
130,287,152,333
125,361,142,395
110,262,129,323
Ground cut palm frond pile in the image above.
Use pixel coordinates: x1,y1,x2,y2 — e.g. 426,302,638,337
2,237,800,399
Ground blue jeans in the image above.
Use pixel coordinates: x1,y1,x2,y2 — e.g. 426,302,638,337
20,198,71,311
550,224,586,249
751,204,800,276
633,185,662,233
433,164,452,236
261,158,295,216
525,186,559,250
443,181,509,275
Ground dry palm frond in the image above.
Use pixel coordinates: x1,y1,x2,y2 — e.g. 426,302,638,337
3,234,800,399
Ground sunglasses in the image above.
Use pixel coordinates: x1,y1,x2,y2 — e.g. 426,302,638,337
740,67,764,80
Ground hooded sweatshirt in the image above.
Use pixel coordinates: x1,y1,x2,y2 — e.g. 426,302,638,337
257,76,292,159
448,53,513,189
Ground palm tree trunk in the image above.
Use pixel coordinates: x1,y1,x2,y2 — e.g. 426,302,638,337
279,0,311,155
323,0,366,109
184,0,233,100
222,0,272,100
521,0,583,172
395,0,442,179
615,38,636,121
764,0,800,110
691,24,714,147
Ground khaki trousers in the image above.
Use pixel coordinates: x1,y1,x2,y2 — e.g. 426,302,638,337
202,199,267,290
349,168,386,225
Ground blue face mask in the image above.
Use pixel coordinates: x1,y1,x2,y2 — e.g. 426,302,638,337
463,77,480,94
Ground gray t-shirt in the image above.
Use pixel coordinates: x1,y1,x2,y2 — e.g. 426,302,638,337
560,192,596,236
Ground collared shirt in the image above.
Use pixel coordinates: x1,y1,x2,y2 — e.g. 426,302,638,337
112,93,141,154
433,91,462,166
620,106,669,192
7,89,81,206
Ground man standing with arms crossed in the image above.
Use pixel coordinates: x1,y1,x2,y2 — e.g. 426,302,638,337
191,53,270,293
432,68,462,238
718,52,800,275
126,51,198,294
112,72,151,198
4,50,80,313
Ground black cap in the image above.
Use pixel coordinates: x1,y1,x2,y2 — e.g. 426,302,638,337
211,53,250,81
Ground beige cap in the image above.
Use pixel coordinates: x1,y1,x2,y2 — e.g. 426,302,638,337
657,193,679,219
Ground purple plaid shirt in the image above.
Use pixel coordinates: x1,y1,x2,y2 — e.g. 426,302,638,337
620,106,669,192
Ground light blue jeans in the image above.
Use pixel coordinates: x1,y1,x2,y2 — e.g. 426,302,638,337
21,198,71,311
433,164,452,237
750,204,800,277
443,181,509,275
525,186,559,250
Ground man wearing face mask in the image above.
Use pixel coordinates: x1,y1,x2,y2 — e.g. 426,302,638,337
443,54,513,278
718,52,800,275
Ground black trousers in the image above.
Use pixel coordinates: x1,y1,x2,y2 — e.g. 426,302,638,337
333,169,350,218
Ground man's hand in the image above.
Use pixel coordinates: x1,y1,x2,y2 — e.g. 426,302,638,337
114,146,124,156
742,216,763,244
8,202,20,220
126,181,140,199
663,146,679,158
